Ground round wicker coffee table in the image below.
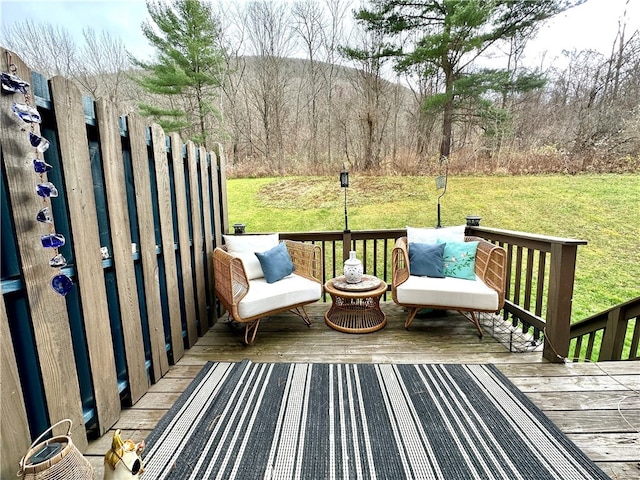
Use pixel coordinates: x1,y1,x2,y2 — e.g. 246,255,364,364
324,275,387,333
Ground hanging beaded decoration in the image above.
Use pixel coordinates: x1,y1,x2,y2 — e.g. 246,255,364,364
2,53,73,296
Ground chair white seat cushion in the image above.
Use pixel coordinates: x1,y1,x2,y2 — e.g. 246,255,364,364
396,274,498,311
237,273,322,319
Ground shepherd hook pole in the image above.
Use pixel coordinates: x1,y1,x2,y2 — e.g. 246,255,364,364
344,187,349,232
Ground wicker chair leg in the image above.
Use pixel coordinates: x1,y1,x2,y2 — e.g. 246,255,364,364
471,311,484,338
244,319,261,346
405,308,419,329
290,306,312,326
222,313,244,332
459,311,483,338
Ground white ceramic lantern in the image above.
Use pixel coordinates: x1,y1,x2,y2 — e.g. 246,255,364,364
344,250,363,283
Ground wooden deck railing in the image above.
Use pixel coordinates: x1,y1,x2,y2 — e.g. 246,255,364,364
280,229,404,300
465,226,589,363
282,226,589,363
568,296,640,361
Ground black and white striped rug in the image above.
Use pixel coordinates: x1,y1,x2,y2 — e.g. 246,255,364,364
142,361,609,479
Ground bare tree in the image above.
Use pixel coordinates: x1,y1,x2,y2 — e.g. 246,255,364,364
2,0,637,175
1,20,77,77
1,20,136,114
398,61,442,169
75,28,132,103
244,0,296,171
340,25,392,171
321,0,353,168
292,0,327,164
217,2,251,165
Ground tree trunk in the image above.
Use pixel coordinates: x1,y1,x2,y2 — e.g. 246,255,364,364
440,60,454,161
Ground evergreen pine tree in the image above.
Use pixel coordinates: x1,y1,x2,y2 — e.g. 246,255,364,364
353,0,583,163
131,0,225,148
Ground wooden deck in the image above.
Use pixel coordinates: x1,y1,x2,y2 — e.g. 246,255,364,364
86,303,640,479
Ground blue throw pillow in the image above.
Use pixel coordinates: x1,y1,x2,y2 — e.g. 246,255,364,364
408,242,446,278
255,241,295,283
440,241,479,280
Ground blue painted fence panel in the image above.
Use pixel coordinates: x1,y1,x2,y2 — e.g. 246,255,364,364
0,50,227,470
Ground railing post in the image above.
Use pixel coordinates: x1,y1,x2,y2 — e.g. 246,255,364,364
599,307,625,361
544,243,579,362
342,231,352,262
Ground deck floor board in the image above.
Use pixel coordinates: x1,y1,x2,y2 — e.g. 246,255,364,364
88,302,640,479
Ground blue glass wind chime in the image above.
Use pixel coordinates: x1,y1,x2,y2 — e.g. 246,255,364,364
2,55,73,296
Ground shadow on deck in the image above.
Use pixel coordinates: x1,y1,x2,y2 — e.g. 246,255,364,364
86,302,640,479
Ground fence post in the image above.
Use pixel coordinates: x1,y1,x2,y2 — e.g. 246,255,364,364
544,243,579,362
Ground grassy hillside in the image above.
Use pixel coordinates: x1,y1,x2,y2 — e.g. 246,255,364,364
226,174,640,321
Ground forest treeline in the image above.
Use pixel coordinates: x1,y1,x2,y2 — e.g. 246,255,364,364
2,0,639,177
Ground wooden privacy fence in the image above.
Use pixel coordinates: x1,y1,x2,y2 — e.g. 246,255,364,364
1,49,228,476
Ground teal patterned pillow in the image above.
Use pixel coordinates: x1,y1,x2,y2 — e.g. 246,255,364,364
440,241,478,280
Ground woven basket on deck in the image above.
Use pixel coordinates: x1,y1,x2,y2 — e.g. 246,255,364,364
18,419,94,480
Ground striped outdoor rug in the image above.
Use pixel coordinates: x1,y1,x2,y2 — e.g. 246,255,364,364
142,361,609,479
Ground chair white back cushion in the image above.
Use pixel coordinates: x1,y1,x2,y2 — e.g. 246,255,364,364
407,225,465,244
223,233,279,280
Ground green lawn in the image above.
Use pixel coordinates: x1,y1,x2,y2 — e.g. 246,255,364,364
226,174,640,322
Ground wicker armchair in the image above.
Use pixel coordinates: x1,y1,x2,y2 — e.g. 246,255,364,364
391,236,506,337
213,240,322,345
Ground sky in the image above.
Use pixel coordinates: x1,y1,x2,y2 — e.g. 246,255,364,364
1,0,639,66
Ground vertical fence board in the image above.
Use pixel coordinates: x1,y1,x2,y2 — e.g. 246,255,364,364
208,149,223,246
212,143,228,236
170,134,198,345
208,146,225,319
0,50,87,447
50,76,120,434
95,98,148,404
1,292,31,478
199,146,216,327
150,124,185,355
187,143,206,335
127,114,169,378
